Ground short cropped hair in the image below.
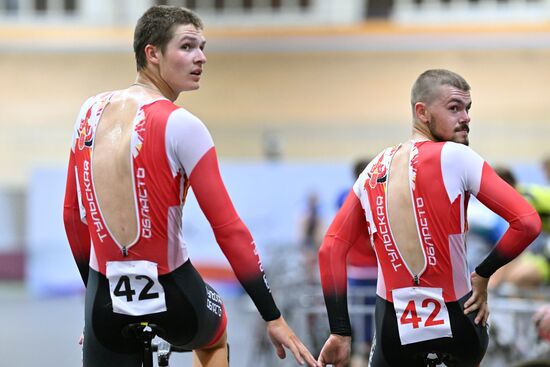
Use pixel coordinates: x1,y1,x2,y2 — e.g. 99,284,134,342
410,69,470,113
133,5,203,71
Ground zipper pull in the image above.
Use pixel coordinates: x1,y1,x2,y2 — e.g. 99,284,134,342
122,247,128,257
413,274,419,286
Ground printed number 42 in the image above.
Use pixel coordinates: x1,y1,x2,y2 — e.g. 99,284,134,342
113,275,159,302
400,298,445,329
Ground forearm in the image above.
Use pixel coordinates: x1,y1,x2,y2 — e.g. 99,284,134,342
63,153,91,286
214,218,280,321
319,234,352,336
189,149,280,320
474,170,542,277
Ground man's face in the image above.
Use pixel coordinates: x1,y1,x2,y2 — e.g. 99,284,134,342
158,24,206,93
425,85,472,146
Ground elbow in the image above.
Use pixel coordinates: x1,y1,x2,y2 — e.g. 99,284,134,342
516,211,543,242
527,212,543,239
318,235,334,264
319,234,349,265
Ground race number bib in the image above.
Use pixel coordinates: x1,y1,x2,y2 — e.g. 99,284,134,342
106,260,167,316
392,287,452,345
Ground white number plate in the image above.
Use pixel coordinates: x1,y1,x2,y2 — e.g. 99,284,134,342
392,286,452,345
106,260,167,316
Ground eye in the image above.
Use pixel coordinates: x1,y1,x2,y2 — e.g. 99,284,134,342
449,106,459,112
181,43,191,51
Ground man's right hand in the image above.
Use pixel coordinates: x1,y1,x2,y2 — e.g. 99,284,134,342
266,316,320,367
317,334,351,367
464,271,490,326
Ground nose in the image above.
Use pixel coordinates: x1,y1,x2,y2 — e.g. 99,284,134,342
460,110,470,124
195,49,206,65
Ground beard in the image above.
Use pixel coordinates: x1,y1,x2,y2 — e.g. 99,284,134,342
428,116,469,146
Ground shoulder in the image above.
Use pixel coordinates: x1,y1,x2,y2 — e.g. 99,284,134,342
77,94,99,115
164,107,214,160
441,141,479,158
77,91,113,117
167,106,205,127
440,142,486,192
353,147,391,194
143,101,210,139
440,142,485,169
165,106,211,139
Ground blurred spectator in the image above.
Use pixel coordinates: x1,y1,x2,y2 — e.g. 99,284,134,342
521,158,550,365
302,192,323,250
297,190,325,355
300,191,324,282
467,166,517,272
263,129,283,161
488,166,550,289
534,304,550,341
543,156,550,184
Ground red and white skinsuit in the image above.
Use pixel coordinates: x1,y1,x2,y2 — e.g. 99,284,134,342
319,140,541,336
64,92,280,321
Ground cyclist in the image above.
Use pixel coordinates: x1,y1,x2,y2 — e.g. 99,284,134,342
63,5,318,367
317,69,541,367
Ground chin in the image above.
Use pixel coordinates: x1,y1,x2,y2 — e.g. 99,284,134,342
187,83,200,91
453,137,469,146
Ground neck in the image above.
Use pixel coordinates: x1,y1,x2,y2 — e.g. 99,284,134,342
411,130,430,143
135,70,178,102
410,121,433,143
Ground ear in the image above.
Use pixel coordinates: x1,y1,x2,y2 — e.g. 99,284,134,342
415,102,429,124
144,44,161,66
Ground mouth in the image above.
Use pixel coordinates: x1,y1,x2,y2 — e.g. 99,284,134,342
190,69,202,76
456,126,469,134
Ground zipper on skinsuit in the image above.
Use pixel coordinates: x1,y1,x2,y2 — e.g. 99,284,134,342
413,274,419,286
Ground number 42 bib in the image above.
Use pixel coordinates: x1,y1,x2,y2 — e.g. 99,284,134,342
106,260,167,316
392,287,452,345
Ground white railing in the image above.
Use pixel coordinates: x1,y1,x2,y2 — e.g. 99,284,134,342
3,0,550,26
392,0,550,24
0,0,366,26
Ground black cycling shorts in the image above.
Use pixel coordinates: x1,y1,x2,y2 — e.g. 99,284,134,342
368,292,488,367
83,260,226,367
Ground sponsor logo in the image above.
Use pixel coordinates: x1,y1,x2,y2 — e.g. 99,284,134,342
376,195,402,271
252,241,271,291
206,286,223,317
136,168,152,239
366,147,397,189
77,98,108,151
82,160,108,242
367,158,387,189
78,107,94,150
415,197,437,266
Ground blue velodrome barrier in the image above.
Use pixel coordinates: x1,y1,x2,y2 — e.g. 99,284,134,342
25,160,351,297
24,159,547,297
